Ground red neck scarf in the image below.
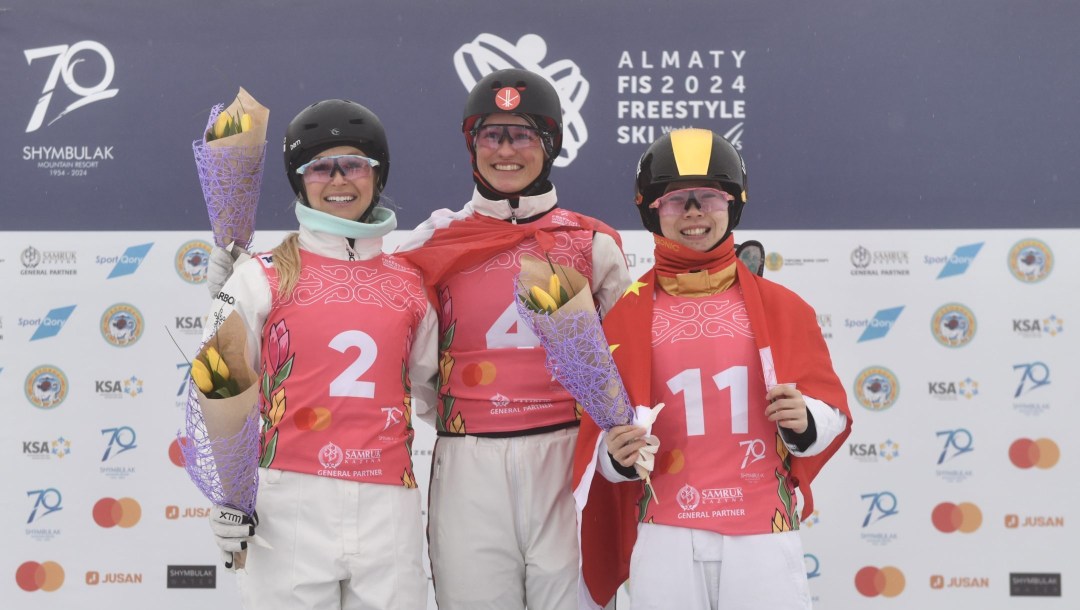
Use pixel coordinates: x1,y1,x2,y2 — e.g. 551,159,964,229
653,233,736,276
400,211,621,287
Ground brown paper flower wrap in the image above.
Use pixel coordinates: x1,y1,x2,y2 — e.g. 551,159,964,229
181,311,262,569
193,87,269,250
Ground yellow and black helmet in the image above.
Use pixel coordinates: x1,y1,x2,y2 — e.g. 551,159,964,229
634,128,747,235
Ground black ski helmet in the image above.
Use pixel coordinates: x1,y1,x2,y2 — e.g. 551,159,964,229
634,128,747,236
462,69,562,197
283,99,389,206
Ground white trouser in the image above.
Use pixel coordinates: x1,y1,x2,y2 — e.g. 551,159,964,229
237,468,427,610
428,428,579,610
628,524,810,610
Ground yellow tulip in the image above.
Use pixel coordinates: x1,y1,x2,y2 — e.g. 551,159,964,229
530,286,559,313
240,113,252,132
191,359,213,393
213,112,231,139
547,274,562,306
205,346,231,380
268,390,286,427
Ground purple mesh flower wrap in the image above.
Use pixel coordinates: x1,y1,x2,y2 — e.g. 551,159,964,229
514,298,633,431
192,103,265,250
180,376,261,515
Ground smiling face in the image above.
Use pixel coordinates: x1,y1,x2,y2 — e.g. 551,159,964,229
474,113,545,195
658,180,731,251
302,145,375,221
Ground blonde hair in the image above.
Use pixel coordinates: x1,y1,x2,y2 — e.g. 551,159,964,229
269,233,302,300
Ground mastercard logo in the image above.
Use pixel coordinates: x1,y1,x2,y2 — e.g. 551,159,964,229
855,565,905,597
293,407,332,431
15,561,64,592
461,361,497,387
932,501,982,533
1009,438,1059,469
92,497,141,528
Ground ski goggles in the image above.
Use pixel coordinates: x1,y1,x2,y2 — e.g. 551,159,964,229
650,188,734,217
296,155,379,184
471,124,544,150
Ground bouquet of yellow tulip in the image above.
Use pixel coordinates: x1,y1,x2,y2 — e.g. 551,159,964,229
514,255,634,431
193,87,269,250
180,310,262,568
190,345,242,398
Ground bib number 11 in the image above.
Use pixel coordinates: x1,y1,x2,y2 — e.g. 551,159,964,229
666,366,748,436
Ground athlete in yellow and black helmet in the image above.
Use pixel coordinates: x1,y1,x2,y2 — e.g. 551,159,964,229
634,128,748,239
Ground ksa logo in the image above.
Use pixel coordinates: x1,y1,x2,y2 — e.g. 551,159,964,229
24,41,118,132
848,306,904,342
100,243,153,279
1012,315,1064,338
849,440,899,463
927,377,979,400
23,438,71,460
454,33,588,166
28,305,76,341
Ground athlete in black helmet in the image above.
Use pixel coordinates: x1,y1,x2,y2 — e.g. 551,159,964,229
398,69,631,610
199,99,436,609
575,128,851,609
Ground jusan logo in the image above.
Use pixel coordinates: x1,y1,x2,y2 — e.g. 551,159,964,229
454,33,588,166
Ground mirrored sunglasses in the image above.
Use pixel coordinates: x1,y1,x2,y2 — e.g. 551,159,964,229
472,124,543,150
650,188,734,217
296,155,379,184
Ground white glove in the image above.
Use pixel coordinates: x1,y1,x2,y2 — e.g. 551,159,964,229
207,243,251,297
632,403,665,480
209,505,258,570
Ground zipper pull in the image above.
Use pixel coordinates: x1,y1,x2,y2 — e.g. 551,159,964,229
510,208,518,224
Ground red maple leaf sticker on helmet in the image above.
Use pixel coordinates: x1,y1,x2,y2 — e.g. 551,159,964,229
495,87,521,110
